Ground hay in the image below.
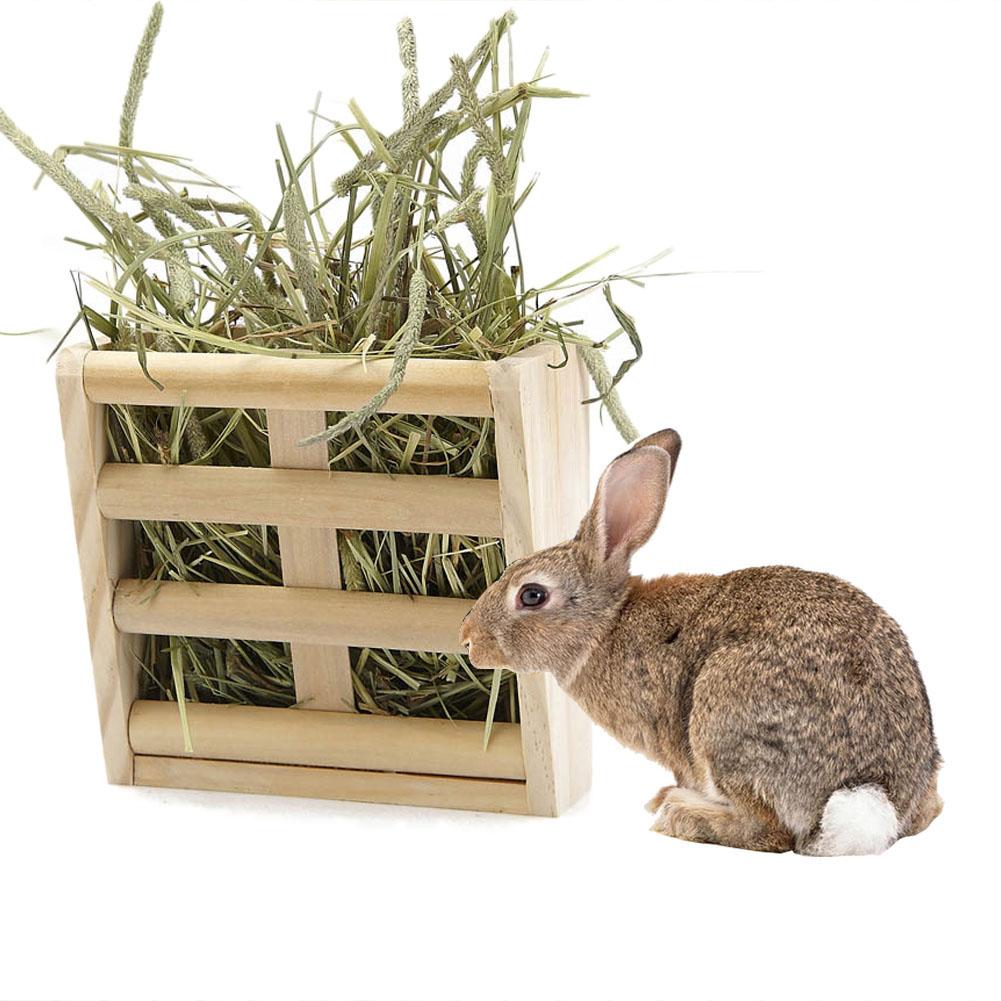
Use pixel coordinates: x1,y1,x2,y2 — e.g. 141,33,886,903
1,4,661,726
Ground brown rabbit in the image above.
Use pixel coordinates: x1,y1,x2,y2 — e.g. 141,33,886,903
460,430,942,854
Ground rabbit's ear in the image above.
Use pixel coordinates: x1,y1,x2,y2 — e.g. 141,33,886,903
577,433,676,564
630,428,681,482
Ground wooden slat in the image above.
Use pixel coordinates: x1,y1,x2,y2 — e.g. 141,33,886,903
96,463,503,536
268,409,354,711
56,344,139,785
130,701,525,780
84,350,494,416
134,756,530,814
487,344,593,817
114,579,474,654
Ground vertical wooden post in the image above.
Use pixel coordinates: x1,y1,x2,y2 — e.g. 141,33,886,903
266,410,355,711
487,344,593,816
56,344,139,784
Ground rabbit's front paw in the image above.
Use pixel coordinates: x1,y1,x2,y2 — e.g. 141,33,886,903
650,789,729,844
649,787,793,853
645,785,679,814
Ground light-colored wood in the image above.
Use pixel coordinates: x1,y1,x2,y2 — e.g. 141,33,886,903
84,349,494,416
129,700,526,780
96,463,504,537
267,409,354,710
134,756,530,814
56,344,139,785
114,579,475,654
487,344,593,816
61,340,591,816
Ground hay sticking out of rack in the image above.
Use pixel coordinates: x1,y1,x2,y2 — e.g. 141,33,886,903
2,4,654,726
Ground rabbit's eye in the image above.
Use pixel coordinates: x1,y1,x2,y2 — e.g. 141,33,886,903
517,583,549,609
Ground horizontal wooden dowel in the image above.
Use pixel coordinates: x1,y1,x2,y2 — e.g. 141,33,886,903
84,350,494,417
134,756,530,814
114,579,474,654
97,463,504,537
130,701,525,781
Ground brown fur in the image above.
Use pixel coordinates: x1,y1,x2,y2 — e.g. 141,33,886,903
460,430,941,854
649,787,794,853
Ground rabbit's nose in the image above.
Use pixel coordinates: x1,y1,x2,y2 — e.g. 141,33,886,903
458,619,473,649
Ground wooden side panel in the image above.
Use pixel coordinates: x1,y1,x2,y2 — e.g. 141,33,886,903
56,344,139,785
130,700,526,780
487,344,593,816
267,409,353,711
134,756,530,814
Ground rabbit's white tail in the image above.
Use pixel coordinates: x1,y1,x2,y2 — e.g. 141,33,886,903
802,785,899,856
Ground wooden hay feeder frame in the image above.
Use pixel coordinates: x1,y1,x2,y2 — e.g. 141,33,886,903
57,341,592,816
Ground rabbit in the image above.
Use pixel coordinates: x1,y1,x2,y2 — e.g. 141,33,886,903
459,429,942,854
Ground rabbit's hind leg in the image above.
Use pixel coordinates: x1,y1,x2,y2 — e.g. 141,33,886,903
902,771,943,838
650,787,793,853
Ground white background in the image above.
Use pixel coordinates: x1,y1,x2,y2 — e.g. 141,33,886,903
1,2,998,999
